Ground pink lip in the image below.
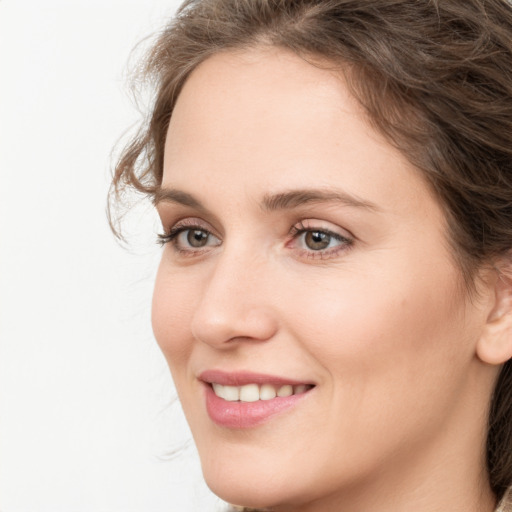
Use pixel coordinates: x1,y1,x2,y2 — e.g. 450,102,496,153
199,369,313,387
199,370,315,429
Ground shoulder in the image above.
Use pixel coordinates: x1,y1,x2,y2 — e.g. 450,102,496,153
496,489,512,512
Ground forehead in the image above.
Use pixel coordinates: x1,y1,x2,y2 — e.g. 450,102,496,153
162,47,437,221
165,47,362,151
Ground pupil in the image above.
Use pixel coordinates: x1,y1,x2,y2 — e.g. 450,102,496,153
187,229,208,247
305,231,330,250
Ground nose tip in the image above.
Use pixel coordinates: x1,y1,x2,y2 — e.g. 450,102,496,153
191,301,278,347
189,254,279,347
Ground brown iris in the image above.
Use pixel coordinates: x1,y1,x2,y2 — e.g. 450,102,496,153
187,229,209,247
305,231,331,250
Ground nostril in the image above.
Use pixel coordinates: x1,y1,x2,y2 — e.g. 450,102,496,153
191,305,279,348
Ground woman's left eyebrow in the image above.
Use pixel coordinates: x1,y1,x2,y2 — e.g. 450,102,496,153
261,188,380,212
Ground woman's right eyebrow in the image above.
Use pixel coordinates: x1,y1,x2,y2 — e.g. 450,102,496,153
153,187,208,212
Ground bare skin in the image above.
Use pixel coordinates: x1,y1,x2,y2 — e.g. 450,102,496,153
152,47,510,512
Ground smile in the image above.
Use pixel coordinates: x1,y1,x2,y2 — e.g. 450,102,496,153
200,370,316,428
211,382,313,402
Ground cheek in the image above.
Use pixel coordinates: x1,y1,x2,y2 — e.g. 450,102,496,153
151,261,196,371
291,242,466,359
285,255,471,423
297,279,453,361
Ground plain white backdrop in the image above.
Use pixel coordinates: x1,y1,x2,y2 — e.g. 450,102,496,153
0,1,223,510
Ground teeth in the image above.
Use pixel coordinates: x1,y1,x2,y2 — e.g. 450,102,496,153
259,384,276,401
277,384,293,397
211,383,311,402
223,385,240,402
212,383,225,400
239,384,259,402
294,384,307,395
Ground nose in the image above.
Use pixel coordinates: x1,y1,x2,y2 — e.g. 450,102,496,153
190,249,279,348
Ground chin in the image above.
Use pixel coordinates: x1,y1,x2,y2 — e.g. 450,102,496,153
208,484,276,510
201,461,292,510
202,456,339,512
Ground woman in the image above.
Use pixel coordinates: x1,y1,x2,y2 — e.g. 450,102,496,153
110,1,512,510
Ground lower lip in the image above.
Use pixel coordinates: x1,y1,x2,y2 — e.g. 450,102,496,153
204,384,312,429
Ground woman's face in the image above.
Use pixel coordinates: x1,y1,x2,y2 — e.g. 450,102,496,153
152,48,493,510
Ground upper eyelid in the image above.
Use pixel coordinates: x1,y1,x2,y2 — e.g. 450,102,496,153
289,226,353,247
162,215,355,240
155,202,223,235
292,228,352,243
164,217,218,235
290,219,354,239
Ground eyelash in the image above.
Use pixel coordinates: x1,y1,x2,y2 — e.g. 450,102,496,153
157,219,215,256
288,221,353,260
157,220,353,260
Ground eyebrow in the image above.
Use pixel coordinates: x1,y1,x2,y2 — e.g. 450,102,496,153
153,186,379,213
154,187,205,210
261,188,379,212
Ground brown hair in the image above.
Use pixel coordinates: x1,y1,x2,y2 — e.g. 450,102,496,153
109,0,512,499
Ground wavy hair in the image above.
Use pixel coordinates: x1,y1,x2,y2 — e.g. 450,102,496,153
110,0,512,499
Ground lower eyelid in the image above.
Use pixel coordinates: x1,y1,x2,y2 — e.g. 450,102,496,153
296,240,353,260
294,225,353,250
174,228,221,250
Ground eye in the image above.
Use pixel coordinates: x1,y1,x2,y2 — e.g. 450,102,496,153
178,228,212,248
302,231,335,251
157,221,221,253
289,221,353,259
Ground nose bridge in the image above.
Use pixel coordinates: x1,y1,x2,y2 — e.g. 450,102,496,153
190,242,278,347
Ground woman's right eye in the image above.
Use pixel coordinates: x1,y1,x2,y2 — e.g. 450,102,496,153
158,225,221,253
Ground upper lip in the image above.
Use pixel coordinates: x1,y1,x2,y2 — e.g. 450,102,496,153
199,369,315,387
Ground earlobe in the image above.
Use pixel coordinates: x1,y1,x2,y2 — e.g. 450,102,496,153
476,263,512,366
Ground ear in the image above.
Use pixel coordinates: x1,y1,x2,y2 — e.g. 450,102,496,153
476,259,512,365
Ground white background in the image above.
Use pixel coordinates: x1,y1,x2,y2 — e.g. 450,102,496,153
0,2,223,510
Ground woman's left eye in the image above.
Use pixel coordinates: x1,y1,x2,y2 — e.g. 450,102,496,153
301,231,337,250
289,223,353,258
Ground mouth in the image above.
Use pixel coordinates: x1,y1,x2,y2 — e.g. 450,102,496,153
199,370,316,428
210,382,314,402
